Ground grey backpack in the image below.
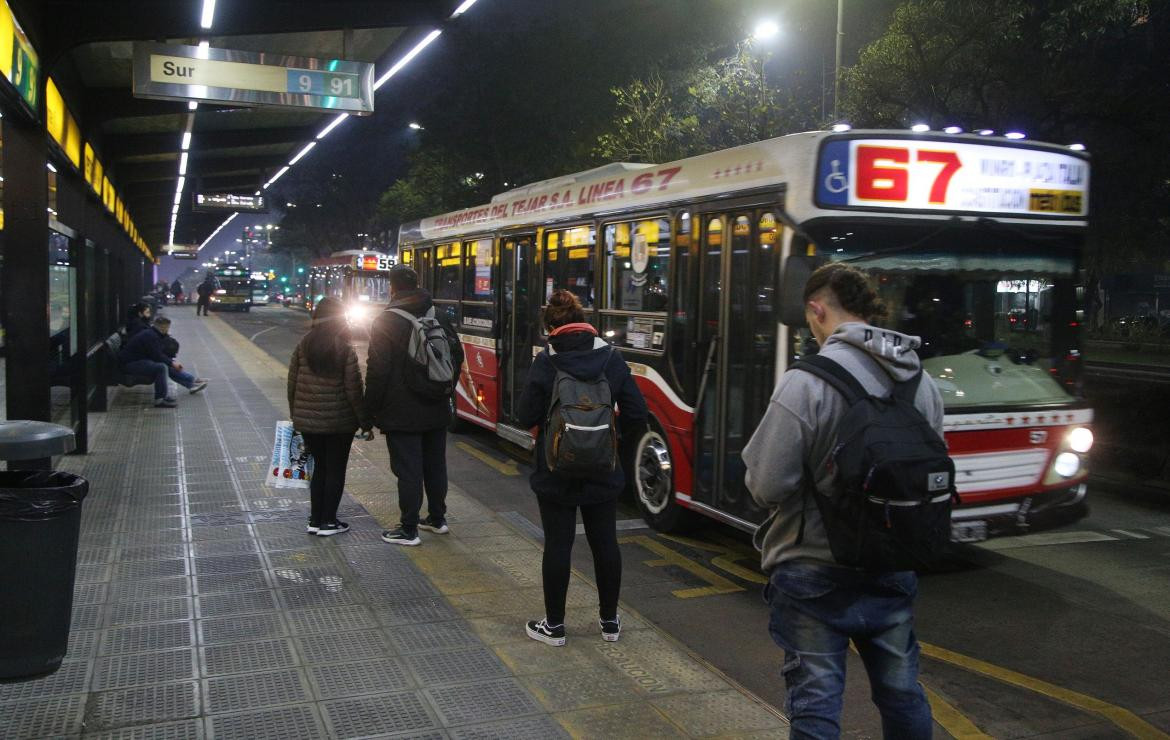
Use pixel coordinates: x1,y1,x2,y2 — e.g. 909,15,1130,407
544,346,618,476
389,307,457,400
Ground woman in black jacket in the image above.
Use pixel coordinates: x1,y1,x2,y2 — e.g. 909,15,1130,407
517,289,647,646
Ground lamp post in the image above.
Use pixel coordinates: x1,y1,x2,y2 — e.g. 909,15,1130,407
751,20,780,131
833,0,844,121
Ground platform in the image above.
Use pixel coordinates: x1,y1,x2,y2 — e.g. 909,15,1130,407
0,311,788,739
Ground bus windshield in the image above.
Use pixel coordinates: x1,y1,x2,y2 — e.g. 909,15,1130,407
805,222,1082,409
352,274,389,304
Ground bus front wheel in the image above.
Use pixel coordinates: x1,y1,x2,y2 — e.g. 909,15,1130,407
631,420,694,532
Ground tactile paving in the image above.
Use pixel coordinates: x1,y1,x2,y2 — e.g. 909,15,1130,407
651,690,787,736
108,596,193,625
360,576,441,602
207,704,326,740
112,576,192,602
0,660,90,700
197,589,279,618
425,678,543,726
82,718,205,739
406,646,510,686
308,658,414,699
387,621,483,654
519,667,639,712
101,622,195,655
199,613,286,644
203,667,312,714
323,691,437,738
92,648,197,690
0,694,86,737
201,638,299,676
448,715,572,740
294,629,394,664
85,681,199,729
284,604,378,635
192,553,266,575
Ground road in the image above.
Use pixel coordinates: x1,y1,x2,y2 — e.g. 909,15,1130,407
202,303,1170,738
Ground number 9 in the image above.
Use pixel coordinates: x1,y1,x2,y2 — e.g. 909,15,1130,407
329,77,343,95
298,74,311,92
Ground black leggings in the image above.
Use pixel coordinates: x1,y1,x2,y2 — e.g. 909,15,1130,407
301,432,353,525
537,496,621,625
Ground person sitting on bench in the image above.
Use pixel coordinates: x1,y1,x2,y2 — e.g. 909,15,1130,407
119,316,208,408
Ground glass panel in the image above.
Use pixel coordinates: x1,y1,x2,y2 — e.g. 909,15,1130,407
462,302,494,332
413,248,432,291
48,230,76,426
670,211,694,400
463,238,496,300
435,242,461,300
351,274,389,303
604,217,670,312
544,226,595,307
695,216,723,498
602,314,666,352
434,301,458,327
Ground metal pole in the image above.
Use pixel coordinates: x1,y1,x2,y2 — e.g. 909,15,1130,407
834,0,844,121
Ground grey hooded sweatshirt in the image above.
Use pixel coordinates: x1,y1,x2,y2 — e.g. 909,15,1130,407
743,322,945,573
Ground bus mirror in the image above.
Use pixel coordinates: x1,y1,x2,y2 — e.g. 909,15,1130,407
781,254,827,328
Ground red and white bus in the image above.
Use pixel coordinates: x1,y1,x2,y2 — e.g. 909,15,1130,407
305,250,394,329
399,129,1093,540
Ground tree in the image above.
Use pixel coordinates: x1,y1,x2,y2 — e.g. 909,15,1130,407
374,148,489,243
270,171,372,259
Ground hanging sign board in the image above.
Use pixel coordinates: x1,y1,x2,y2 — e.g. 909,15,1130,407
194,192,268,213
164,244,200,260
132,42,374,115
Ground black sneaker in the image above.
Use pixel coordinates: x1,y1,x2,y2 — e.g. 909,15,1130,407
600,616,621,642
381,527,420,546
418,516,449,534
525,618,566,646
315,520,349,537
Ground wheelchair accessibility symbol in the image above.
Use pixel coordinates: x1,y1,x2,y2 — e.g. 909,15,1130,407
824,159,848,194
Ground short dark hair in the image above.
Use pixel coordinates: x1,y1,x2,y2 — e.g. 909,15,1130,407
389,263,418,292
153,315,172,327
803,263,888,324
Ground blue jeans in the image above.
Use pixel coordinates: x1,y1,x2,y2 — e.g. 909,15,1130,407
123,360,195,400
765,561,932,739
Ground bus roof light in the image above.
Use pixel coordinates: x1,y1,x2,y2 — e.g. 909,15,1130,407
1069,143,1086,151
1004,131,1026,139
831,123,852,132
911,123,930,132
943,126,963,134
977,129,994,136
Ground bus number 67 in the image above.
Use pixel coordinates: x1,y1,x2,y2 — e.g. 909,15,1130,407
856,145,962,205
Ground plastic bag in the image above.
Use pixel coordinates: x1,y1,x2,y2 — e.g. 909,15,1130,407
0,472,89,521
266,421,314,489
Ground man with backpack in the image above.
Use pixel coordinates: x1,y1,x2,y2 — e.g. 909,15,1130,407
366,263,463,546
744,263,949,738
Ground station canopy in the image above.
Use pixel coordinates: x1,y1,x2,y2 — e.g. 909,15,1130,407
16,0,466,248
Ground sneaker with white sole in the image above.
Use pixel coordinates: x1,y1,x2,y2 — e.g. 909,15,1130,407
381,527,420,546
315,520,349,537
418,516,449,534
189,380,208,394
525,618,566,646
600,616,621,642
306,521,319,534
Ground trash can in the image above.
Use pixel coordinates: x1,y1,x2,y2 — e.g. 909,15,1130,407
0,421,84,680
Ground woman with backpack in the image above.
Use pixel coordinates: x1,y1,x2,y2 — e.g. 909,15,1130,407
287,297,372,536
517,289,648,646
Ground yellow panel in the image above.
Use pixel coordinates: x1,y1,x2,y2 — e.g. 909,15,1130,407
45,77,65,145
637,219,661,244
612,246,630,258
568,247,589,260
92,159,104,195
547,232,560,250
0,2,13,80
64,113,82,168
614,222,630,246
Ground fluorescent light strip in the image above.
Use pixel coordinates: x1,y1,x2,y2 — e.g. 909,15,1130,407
199,212,238,251
288,141,316,165
451,0,478,17
263,166,290,189
181,132,191,150
200,0,216,29
46,162,57,173
176,176,186,193
374,30,442,90
188,101,199,111
316,113,349,139
179,152,189,175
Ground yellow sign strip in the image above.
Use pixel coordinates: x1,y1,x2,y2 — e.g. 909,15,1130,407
920,642,1169,739
455,441,520,477
620,534,743,598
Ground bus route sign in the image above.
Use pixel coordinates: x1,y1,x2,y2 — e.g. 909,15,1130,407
194,192,268,213
132,43,374,115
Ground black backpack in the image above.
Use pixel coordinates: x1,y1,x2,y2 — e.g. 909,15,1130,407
792,354,958,571
544,346,618,476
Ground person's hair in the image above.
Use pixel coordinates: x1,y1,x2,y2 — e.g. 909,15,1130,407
152,315,172,327
127,302,148,320
803,263,888,324
543,289,585,329
302,297,350,376
389,264,419,292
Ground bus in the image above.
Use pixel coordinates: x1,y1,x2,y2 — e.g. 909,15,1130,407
250,272,271,306
398,129,1093,541
305,250,394,329
209,264,253,312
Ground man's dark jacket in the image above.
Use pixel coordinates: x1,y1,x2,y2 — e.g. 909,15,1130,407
517,330,648,505
119,327,171,366
196,281,214,300
364,288,457,433
125,315,150,338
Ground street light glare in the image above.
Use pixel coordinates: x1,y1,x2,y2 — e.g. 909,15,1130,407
409,122,423,130
753,19,780,42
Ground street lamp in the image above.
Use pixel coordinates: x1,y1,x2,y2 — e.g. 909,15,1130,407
408,122,423,130
752,19,780,42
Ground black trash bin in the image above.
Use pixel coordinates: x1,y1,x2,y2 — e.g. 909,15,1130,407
0,471,89,679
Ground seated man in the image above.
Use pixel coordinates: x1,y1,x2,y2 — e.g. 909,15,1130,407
119,316,208,407
125,303,152,338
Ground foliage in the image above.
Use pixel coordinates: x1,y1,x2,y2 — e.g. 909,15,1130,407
269,172,369,259
373,148,489,238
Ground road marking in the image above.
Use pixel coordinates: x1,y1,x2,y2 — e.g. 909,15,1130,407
661,532,769,585
1111,529,1150,539
922,685,994,739
920,642,1170,739
1153,526,1170,537
455,441,520,476
249,325,278,341
976,530,1118,550
619,534,744,598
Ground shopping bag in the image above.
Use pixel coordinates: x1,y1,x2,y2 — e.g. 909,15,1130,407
266,421,314,489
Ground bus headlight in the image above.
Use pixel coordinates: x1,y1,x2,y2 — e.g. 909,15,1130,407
1067,427,1093,453
215,289,227,295
345,305,369,323
1053,452,1081,478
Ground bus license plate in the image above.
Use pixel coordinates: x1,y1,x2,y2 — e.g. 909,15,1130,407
951,520,988,543
220,296,242,303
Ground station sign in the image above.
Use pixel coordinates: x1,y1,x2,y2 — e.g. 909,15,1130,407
164,244,200,260
132,42,374,115
815,138,1089,218
0,0,39,115
194,192,268,213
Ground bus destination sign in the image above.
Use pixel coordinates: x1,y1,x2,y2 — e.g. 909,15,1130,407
164,244,199,260
132,43,374,115
194,192,268,213
815,138,1089,218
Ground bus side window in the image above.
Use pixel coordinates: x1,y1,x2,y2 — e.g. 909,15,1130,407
435,242,462,300
671,211,695,400
544,226,595,309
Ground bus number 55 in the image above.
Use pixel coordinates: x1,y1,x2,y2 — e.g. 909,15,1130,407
856,145,962,205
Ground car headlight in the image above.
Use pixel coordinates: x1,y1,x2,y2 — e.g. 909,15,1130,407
1067,427,1093,453
1053,452,1081,478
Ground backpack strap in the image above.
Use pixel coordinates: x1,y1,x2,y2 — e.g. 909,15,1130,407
790,354,868,405
387,307,415,322
891,371,923,403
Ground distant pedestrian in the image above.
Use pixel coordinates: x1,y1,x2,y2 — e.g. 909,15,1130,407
196,275,215,316
516,289,646,646
287,297,371,537
119,316,208,408
744,263,942,738
170,278,184,304
365,264,460,547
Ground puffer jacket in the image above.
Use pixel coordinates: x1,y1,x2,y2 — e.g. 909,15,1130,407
287,336,368,434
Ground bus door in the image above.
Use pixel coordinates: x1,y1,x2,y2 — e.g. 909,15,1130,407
412,247,433,292
498,234,536,444
693,209,782,523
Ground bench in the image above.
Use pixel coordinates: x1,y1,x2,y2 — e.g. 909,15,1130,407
104,332,155,388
